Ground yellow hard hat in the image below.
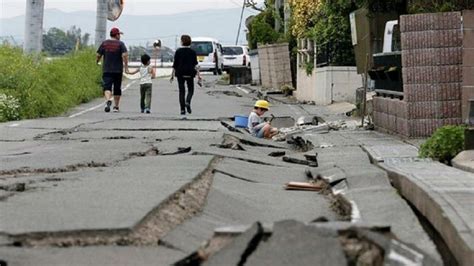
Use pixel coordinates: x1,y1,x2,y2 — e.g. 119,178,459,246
254,100,269,110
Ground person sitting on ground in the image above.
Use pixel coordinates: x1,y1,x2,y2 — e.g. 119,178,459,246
128,54,156,113
247,100,278,139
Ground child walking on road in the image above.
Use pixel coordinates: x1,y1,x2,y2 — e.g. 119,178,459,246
129,54,156,113
248,100,278,139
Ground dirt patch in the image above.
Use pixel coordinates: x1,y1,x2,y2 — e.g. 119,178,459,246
207,90,242,97
128,147,160,158
339,230,384,265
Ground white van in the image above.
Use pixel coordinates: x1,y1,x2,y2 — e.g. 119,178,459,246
222,45,250,71
190,37,224,75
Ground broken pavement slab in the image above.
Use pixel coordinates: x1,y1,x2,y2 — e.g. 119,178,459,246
190,220,441,266
160,169,337,254
298,131,441,261
452,150,474,173
203,223,263,266
362,144,420,163
244,220,347,266
380,159,474,266
0,156,215,236
0,246,185,266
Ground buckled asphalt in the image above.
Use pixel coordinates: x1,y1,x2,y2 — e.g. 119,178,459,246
2,74,472,264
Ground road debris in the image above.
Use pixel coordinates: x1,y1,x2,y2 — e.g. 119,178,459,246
286,136,313,152
268,151,286,157
296,116,320,126
284,181,324,191
161,147,192,155
282,155,318,167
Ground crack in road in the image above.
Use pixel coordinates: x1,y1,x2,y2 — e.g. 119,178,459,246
6,157,222,247
192,151,284,167
213,169,259,183
0,161,109,177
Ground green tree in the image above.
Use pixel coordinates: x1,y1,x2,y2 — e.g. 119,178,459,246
309,0,356,66
42,26,90,56
247,0,281,49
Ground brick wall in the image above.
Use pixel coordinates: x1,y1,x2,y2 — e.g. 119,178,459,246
463,10,474,122
258,43,292,90
374,12,463,137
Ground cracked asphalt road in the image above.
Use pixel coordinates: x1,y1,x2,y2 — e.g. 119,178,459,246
0,75,342,265
0,75,444,265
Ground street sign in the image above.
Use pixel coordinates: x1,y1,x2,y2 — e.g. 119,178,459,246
107,0,124,21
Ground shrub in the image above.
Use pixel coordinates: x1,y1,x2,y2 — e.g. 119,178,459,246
0,93,20,122
419,125,466,164
0,46,102,121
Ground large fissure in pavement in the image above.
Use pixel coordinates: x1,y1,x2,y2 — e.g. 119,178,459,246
6,157,222,247
405,200,459,266
363,151,457,265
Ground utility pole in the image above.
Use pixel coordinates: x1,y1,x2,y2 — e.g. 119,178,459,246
284,0,290,34
275,0,283,32
236,0,246,45
24,0,44,53
95,0,107,47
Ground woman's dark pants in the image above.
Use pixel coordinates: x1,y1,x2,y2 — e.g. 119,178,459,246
177,76,194,112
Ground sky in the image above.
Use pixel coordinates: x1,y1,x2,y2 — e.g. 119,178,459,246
0,0,264,19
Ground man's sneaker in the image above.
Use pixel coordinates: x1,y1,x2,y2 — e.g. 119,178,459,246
113,106,119,112
145,108,151,114
141,109,144,113
185,103,192,114
104,100,112,113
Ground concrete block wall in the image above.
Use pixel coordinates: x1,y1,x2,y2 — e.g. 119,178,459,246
313,66,361,105
374,12,463,137
257,43,292,90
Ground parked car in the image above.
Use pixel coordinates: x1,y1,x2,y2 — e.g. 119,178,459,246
222,45,250,72
190,37,224,75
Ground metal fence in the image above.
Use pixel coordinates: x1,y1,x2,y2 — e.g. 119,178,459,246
315,41,356,67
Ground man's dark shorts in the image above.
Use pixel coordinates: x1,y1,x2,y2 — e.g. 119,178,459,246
102,73,123,96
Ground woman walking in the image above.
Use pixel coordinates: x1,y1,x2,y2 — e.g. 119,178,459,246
170,35,202,115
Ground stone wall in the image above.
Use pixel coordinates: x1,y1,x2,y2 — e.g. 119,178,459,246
257,43,292,90
374,12,463,137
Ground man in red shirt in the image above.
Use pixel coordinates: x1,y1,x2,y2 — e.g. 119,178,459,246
96,27,129,112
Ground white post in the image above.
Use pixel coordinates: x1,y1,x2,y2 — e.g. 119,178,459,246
23,0,45,53
95,0,107,47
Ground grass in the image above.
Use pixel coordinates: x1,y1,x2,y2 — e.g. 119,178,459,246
0,46,102,122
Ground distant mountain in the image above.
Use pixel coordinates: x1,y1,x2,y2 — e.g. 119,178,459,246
0,8,257,48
